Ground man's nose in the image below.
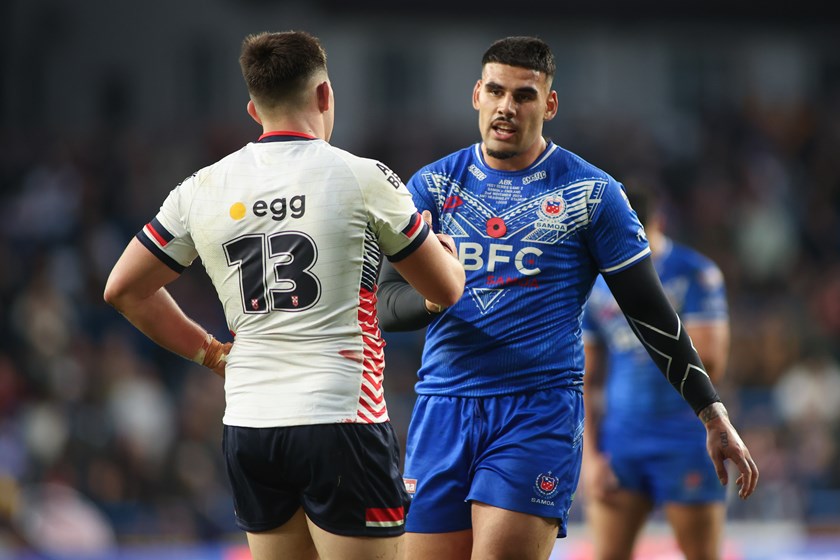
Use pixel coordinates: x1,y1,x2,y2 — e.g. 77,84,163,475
497,94,515,116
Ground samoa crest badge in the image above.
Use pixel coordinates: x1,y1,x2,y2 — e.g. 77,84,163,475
534,471,560,500
538,195,566,220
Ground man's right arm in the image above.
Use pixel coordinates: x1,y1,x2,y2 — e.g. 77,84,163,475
377,260,440,332
381,230,464,331
103,237,231,377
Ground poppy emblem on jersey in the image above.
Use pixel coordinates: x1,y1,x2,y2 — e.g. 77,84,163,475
365,507,405,528
539,196,565,219
534,472,560,499
291,295,299,307
251,298,259,310
486,217,507,238
443,195,464,211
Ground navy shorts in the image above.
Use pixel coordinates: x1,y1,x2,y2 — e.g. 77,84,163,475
403,387,584,537
223,422,409,537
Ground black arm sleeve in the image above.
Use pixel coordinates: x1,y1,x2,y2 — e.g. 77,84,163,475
603,256,721,415
376,260,437,332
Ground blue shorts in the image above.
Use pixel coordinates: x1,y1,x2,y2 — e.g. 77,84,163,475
602,425,725,505
403,387,583,537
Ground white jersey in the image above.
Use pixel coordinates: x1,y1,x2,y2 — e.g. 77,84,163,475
137,132,429,428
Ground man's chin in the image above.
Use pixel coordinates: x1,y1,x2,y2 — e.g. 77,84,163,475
486,148,518,160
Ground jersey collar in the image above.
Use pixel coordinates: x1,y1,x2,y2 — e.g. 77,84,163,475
473,140,557,172
258,131,318,143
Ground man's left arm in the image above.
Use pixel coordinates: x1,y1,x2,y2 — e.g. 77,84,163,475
685,320,729,384
104,237,230,376
604,257,757,499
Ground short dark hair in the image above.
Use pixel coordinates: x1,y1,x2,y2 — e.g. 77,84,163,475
481,36,555,80
239,31,327,109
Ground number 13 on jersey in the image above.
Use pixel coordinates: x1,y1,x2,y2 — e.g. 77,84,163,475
224,231,322,313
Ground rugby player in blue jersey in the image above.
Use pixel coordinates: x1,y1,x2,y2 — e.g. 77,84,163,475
582,185,730,560
376,36,757,560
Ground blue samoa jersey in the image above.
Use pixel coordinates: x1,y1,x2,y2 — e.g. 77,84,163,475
406,142,649,396
582,238,728,444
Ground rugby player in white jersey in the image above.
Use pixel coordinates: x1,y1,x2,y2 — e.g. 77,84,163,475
104,30,464,560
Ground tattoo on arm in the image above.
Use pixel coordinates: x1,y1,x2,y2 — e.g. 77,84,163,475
699,401,729,424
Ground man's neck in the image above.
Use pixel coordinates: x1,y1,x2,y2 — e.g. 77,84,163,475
261,116,325,141
482,137,547,172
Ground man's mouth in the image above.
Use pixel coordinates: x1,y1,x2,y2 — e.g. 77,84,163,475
492,121,517,139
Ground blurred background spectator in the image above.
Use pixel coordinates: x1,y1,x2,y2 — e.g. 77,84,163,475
1,0,838,556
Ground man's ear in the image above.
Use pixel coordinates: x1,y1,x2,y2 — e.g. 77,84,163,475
316,81,331,113
247,99,262,125
472,80,482,111
544,90,558,122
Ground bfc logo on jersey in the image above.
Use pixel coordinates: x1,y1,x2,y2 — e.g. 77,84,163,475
531,471,560,506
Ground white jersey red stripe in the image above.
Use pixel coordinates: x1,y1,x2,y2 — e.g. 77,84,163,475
357,287,387,422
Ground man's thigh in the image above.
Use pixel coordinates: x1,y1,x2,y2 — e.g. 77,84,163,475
585,489,653,560
245,507,318,560
405,530,473,560
308,514,404,560
665,502,726,560
471,501,559,560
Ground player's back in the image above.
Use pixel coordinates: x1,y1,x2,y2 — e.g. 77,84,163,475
157,134,418,427
188,138,372,335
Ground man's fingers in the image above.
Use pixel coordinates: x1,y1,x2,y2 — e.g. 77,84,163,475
736,457,750,499
714,455,728,486
739,455,759,499
437,233,456,256
422,210,433,226
730,450,759,499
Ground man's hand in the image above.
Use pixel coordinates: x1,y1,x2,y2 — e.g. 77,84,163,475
194,334,232,378
421,209,458,314
700,402,759,499
421,210,457,256
209,341,232,378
